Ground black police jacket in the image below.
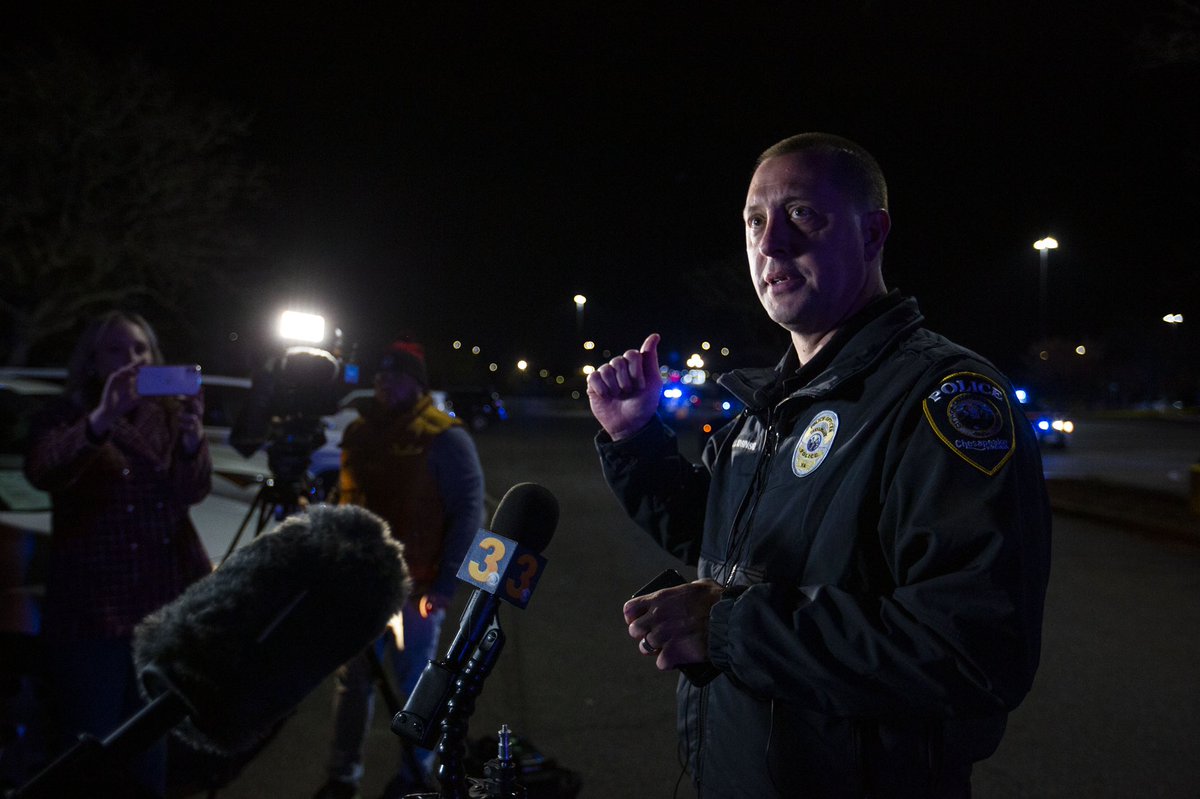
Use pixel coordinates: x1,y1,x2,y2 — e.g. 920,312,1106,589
598,294,1051,798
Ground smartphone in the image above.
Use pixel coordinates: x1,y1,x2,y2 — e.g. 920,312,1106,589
630,569,721,687
137,364,202,396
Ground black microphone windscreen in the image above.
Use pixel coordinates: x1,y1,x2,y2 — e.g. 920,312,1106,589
489,482,558,553
132,505,411,755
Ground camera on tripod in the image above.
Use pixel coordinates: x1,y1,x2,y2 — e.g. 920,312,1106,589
230,311,357,502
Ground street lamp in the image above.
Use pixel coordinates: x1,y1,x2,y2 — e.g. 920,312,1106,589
1033,237,1058,340
573,294,587,333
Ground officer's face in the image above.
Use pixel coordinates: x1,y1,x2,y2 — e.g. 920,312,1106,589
744,152,888,343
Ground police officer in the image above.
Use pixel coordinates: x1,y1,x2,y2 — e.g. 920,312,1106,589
587,133,1051,798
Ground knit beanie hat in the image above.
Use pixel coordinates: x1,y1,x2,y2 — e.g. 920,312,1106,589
377,340,428,388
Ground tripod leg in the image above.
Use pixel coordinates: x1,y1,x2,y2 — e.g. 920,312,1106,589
220,485,270,565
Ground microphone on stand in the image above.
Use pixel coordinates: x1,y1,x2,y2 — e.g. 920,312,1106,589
392,482,557,749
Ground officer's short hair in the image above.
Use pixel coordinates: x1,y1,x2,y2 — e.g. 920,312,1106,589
756,133,889,212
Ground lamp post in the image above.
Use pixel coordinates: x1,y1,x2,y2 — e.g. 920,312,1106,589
1033,237,1058,340
573,294,587,334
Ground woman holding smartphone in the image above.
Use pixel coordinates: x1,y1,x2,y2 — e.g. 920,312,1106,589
24,310,213,797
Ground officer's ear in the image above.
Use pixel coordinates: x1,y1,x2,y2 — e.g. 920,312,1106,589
861,209,891,263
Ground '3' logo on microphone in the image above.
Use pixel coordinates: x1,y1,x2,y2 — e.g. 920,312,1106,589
457,529,547,609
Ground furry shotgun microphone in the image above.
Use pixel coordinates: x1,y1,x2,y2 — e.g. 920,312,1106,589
131,503,411,755
12,505,409,797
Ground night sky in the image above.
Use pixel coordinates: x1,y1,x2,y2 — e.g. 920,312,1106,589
6,3,1197,383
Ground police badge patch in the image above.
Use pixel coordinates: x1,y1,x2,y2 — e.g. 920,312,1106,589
793,410,839,477
922,372,1015,476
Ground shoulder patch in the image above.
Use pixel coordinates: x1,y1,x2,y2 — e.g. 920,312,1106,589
921,372,1015,476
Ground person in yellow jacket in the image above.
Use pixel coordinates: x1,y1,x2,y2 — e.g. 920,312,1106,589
315,340,485,799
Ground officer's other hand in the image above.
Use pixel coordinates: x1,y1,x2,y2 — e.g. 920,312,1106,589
586,333,663,441
623,578,722,672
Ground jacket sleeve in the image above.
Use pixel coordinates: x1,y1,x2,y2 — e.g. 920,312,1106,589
427,426,485,599
708,373,1051,718
24,400,110,492
172,436,212,506
595,415,717,565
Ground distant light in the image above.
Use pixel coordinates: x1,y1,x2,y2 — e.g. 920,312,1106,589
555,375,565,384
1038,420,1050,430
1039,350,1049,361
1163,313,1184,324
720,347,730,357
517,360,528,371
722,401,732,411
1075,345,1086,355
702,423,713,434
488,362,498,372
1063,421,1075,433
453,340,462,349
1052,420,1065,431
686,354,704,369
539,369,549,378
278,310,325,343
663,388,683,399
1033,237,1059,251
1014,389,1028,404
472,346,481,355
582,365,595,375
228,332,239,342
573,294,587,305
571,390,581,399
701,341,711,350
583,340,596,350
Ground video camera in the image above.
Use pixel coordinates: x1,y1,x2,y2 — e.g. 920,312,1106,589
230,313,357,492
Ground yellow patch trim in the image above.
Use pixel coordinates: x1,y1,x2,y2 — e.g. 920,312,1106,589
921,371,1015,477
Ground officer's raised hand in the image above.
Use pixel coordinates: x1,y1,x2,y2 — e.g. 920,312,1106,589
586,333,663,441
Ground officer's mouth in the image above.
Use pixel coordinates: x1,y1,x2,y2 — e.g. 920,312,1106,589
764,272,802,293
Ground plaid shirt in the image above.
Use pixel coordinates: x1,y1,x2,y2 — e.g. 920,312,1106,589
25,397,214,641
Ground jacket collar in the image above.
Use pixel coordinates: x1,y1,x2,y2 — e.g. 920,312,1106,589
718,291,924,411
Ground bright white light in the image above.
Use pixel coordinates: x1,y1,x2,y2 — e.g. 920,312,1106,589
663,388,683,399
1075,345,1086,355
453,340,462,349
1052,420,1065,431
278,310,325,343
721,401,731,411
1033,237,1059,251
583,341,596,350
1038,421,1050,430
472,346,481,355
686,354,705,369
517,360,528,371
1014,389,1028,404
582,365,595,375
573,294,587,305
1163,313,1184,324
1063,421,1075,433
701,341,711,350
